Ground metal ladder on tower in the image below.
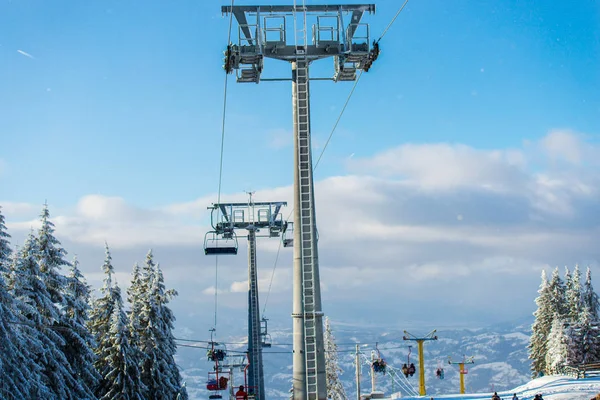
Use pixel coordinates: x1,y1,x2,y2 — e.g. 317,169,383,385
248,228,262,398
293,3,320,399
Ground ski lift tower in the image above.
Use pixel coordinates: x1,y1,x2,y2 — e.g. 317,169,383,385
448,355,475,394
206,194,287,400
222,5,379,400
403,330,438,396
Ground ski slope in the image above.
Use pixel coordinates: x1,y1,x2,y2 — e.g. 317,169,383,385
399,375,600,400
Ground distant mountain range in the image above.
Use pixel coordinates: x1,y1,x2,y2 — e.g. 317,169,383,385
175,317,534,399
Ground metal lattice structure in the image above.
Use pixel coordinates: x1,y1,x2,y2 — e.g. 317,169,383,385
222,5,378,399
206,195,287,400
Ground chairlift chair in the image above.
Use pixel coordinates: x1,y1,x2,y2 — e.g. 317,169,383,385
204,231,239,255
207,341,227,362
260,318,272,348
282,221,293,247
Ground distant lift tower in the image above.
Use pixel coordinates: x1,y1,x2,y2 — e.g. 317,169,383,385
448,355,475,394
222,5,379,400
205,194,287,400
403,330,438,396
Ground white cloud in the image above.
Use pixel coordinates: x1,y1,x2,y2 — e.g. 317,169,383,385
17,49,35,59
347,143,527,192
2,130,599,326
540,130,584,164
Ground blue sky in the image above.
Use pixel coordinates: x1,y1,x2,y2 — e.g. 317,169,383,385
1,0,600,329
2,0,598,206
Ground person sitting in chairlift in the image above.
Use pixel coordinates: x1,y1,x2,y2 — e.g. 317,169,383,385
408,363,416,377
402,363,409,377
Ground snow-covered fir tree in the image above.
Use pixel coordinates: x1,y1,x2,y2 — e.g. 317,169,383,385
9,233,86,399
62,257,100,397
582,266,600,320
89,244,122,398
548,267,568,318
0,209,41,399
571,304,600,365
136,250,187,399
324,317,347,400
529,270,553,377
545,314,569,374
126,261,146,376
98,284,145,400
35,204,69,306
565,265,583,323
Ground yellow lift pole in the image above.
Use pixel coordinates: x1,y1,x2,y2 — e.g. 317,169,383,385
448,356,475,394
402,330,438,396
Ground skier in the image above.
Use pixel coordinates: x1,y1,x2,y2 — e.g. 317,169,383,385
512,394,518,400
491,392,501,400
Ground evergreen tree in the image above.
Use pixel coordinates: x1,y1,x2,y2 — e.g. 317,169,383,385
577,305,600,364
545,314,569,374
529,270,553,377
324,317,347,400
98,284,145,400
89,244,122,399
582,266,600,320
137,250,186,399
35,204,69,306
0,206,11,274
10,234,84,399
0,209,39,399
62,257,100,397
548,267,568,318
126,261,147,390
565,265,583,323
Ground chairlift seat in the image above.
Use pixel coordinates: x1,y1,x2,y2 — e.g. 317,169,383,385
205,246,238,255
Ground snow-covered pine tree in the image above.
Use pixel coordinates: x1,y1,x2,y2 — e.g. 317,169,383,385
126,261,147,391
89,243,122,398
548,267,568,318
62,257,100,397
98,284,145,400
10,233,85,399
324,317,347,400
35,204,69,306
137,250,187,399
545,314,569,375
583,266,600,321
0,206,10,274
529,270,554,377
565,265,583,323
0,208,40,399
575,305,600,364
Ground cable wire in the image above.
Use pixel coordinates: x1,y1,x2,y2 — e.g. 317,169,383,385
212,0,236,331
375,0,410,43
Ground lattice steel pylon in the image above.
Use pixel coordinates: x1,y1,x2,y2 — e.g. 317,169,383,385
222,5,379,399
206,195,287,400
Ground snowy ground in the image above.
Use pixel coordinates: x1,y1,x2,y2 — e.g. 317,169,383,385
399,375,600,400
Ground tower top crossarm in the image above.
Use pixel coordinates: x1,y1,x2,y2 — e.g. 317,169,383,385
221,3,379,82
222,4,375,14
448,355,475,365
208,201,288,235
403,330,438,341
